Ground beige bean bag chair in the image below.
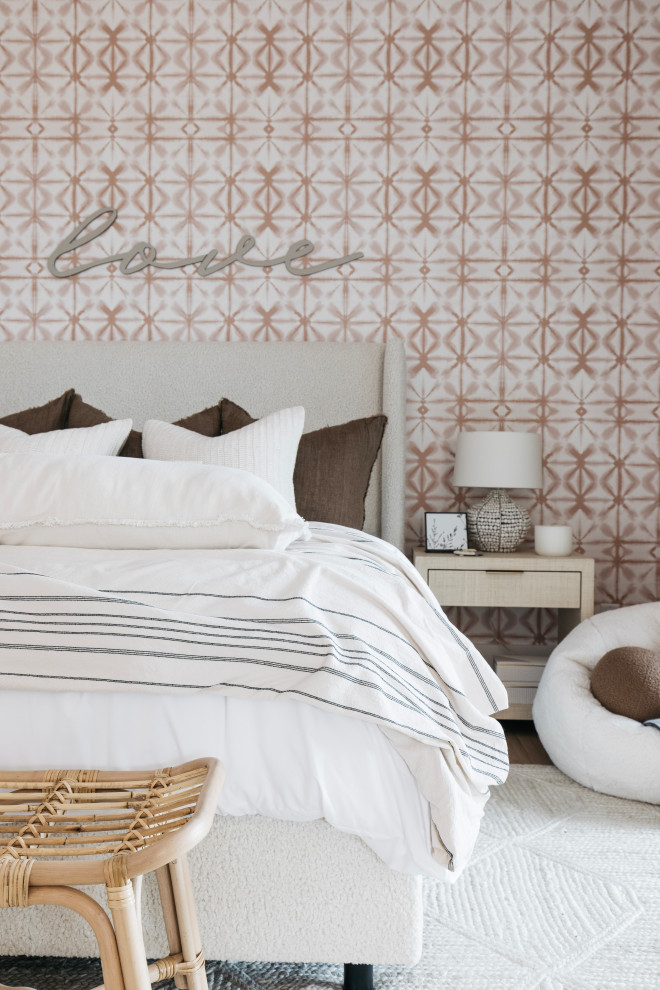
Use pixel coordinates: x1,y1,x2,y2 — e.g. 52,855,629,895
533,603,660,803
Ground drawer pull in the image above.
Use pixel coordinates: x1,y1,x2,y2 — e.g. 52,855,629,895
485,569,525,574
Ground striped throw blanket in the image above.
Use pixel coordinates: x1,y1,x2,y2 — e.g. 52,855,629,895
0,523,508,875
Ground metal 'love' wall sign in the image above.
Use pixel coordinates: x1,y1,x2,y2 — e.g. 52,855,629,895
48,208,364,279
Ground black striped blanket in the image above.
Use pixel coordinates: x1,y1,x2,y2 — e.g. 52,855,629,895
0,523,508,875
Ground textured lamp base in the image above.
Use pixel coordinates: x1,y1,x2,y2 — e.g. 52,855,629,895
467,488,530,552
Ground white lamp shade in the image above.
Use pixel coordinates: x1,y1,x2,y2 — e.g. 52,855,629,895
453,431,542,489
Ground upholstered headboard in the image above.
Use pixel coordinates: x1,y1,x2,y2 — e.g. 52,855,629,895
0,341,406,549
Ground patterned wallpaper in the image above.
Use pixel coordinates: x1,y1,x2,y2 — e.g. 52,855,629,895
1,1,660,640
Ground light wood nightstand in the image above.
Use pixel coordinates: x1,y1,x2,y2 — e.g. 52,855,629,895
412,547,595,719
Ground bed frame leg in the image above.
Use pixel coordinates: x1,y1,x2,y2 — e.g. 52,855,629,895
343,963,374,990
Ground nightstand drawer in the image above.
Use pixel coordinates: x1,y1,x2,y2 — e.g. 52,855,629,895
427,568,582,609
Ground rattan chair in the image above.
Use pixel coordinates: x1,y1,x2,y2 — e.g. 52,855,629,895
0,758,225,990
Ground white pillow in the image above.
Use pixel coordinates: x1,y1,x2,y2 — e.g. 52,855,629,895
142,406,304,510
0,420,132,457
0,452,309,551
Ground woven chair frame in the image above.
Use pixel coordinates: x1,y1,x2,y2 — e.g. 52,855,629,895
0,758,225,990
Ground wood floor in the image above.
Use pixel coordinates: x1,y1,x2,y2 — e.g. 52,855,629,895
503,721,552,764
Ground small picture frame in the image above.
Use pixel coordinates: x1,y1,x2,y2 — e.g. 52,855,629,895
425,512,468,553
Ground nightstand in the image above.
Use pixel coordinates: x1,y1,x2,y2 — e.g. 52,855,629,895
412,548,595,719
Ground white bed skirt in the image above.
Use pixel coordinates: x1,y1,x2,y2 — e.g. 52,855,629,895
0,815,423,965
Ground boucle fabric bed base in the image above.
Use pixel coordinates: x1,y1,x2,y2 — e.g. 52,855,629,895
0,815,423,966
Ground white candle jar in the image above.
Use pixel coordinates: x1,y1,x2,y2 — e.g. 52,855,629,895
534,524,573,557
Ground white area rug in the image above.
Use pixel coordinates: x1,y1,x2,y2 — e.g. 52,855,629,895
1,766,658,989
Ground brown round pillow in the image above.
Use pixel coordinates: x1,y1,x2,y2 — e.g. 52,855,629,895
591,646,660,723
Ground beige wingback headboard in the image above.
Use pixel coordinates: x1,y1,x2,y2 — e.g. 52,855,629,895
0,341,406,549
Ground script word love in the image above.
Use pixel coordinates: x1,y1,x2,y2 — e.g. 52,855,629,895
48,208,364,279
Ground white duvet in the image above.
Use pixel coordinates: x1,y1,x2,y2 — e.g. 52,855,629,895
0,524,508,878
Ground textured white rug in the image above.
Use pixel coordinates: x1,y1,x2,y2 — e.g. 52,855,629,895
1,765,658,989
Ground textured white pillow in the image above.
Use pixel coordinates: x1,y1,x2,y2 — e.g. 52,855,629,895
0,452,309,550
0,420,132,456
142,406,304,510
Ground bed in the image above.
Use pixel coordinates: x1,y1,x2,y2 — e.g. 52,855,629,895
0,341,508,983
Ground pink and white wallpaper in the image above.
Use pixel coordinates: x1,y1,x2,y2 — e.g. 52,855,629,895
1,0,660,638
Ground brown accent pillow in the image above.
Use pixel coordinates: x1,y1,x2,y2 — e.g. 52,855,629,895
0,390,75,434
67,395,222,458
220,399,386,529
591,646,660,723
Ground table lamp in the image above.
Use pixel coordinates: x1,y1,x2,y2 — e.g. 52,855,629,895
453,431,542,552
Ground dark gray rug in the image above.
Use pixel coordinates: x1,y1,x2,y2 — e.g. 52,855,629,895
0,957,349,988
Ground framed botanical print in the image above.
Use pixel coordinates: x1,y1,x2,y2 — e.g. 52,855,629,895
424,512,468,552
